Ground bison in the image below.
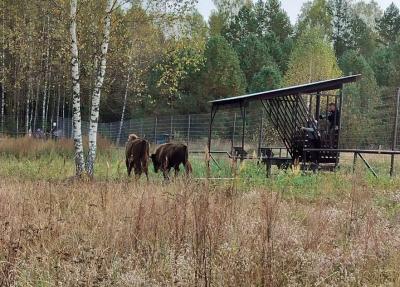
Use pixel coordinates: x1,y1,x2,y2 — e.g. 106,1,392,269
125,135,150,181
151,143,192,180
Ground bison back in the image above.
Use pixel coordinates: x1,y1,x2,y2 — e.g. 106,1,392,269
126,139,150,162
155,143,189,168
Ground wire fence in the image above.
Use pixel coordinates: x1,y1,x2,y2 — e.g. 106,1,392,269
1,87,399,153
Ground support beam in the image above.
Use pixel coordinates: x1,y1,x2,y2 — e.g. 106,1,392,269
207,105,218,154
358,153,378,178
336,88,343,168
240,101,246,151
390,88,400,177
352,152,357,173
258,111,263,157
315,91,321,120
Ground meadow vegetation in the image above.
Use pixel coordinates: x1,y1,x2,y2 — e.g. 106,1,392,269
1,138,400,286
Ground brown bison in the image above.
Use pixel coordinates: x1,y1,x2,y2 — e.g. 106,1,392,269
125,135,150,180
151,143,192,180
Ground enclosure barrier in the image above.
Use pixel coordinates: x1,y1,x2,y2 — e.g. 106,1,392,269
304,148,400,177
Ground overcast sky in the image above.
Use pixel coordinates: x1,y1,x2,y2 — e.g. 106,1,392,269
197,0,400,24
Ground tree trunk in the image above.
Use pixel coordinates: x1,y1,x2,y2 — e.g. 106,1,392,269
116,72,130,146
33,80,40,130
62,85,65,137
56,83,61,128
86,0,115,177
26,17,33,136
16,99,19,137
50,88,56,128
1,3,5,133
26,83,31,135
70,0,85,175
42,15,50,131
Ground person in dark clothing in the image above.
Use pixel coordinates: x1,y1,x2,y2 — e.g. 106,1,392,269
301,120,321,165
319,102,340,130
327,103,340,131
320,102,340,147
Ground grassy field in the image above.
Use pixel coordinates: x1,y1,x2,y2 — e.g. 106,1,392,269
1,137,400,286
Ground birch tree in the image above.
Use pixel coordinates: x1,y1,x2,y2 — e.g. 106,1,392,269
1,2,5,133
86,0,115,177
116,71,130,146
70,0,85,175
42,15,51,131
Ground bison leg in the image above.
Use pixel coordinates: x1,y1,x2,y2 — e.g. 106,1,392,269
174,165,180,177
126,159,133,176
163,168,170,181
142,160,149,182
144,167,149,182
185,161,192,176
134,172,141,181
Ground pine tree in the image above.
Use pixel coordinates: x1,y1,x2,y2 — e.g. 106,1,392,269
377,3,400,45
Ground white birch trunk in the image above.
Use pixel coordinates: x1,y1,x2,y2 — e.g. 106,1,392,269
16,100,19,136
116,72,130,146
33,80,40,130
42,17,50,131
56,84,61,128
26,82,31,135
86,0,115,176
1,3,5,133
26,19,33,136
70,0,85,175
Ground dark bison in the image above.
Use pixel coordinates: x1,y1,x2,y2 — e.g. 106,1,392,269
125,134,150,180
151,143,192,180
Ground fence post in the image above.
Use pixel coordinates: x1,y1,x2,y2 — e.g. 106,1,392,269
390,88,400,177
232,112,237,150
258,111,263,157
154,116,157,144
170,115,173,136
140,118,143,138
187,114,191,145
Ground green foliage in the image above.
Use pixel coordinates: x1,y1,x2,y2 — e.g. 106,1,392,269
329,0,353,57
297,0,333,36
223,4,258,47
377,3,400,45
235,34,273,84
339,50,381,146
199,36,246,105
369,47,396,87
208,11,225,36
263,0,293,41
347,14,377,58
284,27,341,86
249,65,282,93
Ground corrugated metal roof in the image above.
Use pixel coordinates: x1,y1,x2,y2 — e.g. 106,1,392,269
210,74,361,107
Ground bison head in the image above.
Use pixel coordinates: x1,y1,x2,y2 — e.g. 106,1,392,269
150,154,159,173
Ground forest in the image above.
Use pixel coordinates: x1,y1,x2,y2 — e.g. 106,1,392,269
0,0,400,133
2,2,400,285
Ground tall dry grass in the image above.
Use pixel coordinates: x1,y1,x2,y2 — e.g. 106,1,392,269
1,178,399,286
0,136,112,159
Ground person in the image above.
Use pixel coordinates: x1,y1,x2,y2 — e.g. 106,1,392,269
327,103,340,131
319,102,340,147
300,120,321,168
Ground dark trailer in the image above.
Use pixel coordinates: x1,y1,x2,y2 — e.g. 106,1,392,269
208,75,361,172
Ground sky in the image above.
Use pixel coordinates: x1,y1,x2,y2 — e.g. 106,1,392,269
197,0,400,24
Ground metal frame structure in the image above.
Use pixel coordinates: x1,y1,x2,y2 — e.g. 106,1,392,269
208,75,362,171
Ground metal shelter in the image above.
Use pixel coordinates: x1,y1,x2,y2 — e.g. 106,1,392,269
208,75,361,170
